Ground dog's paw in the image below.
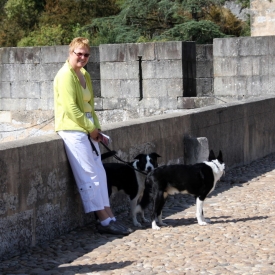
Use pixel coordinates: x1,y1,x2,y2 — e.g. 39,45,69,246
142,217,150,223
152,221,161,230
152,225,161,230
133,221,142,227
198,221,208,226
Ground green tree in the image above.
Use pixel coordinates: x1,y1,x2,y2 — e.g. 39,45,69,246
23,0,121,46
0,0,46,46
79,0,241,45
0,0,120,47
17,25,65,46
4,0,45,30
155,20,226,43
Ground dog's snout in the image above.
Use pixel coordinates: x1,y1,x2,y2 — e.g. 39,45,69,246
147,167,152,172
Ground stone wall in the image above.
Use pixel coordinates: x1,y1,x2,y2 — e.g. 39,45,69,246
213,36,275,102
1,95,275,260
0,42,214,143
250,0,275,36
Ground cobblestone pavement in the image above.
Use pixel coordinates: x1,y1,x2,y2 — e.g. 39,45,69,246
2,153,275,275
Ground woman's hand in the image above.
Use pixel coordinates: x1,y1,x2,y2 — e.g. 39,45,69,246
90,129,99,141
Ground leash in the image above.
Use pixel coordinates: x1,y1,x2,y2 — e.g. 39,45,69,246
99,140,148,176
88,135,99,156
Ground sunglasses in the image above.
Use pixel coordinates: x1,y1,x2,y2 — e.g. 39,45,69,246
73,51,90,58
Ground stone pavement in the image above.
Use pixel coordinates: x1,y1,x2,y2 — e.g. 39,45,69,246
1,153,275,275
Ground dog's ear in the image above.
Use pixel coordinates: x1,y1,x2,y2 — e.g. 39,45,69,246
217,150,223,163
150,152,161,158
134,154,143,160
208,150,216,161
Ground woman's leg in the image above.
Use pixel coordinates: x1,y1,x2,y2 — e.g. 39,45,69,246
58,131,109,214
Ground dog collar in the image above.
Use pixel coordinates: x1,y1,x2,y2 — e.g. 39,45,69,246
212,161,220,170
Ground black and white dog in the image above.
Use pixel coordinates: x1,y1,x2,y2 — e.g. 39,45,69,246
103,153,161,227
145,150,225,230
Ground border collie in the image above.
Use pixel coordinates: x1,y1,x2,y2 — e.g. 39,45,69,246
103,153,161,227
145,150,225,230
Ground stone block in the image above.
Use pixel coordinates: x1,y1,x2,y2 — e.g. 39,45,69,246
86,62,100,79
268,75,275,93
260,55,270,75
40,81,54,99
159,97,178,110
261,75,272,93
1,98,27,111
9,47,41,64
194,97,216,107
0,48,11,63
184,136,209,165
47,98,54,110
155,41,183,60
213,37,240,57
268,36,275,56
41,46,68,63
100,61,139,80
91,79,101,97
177,97,196,109
126,42,156,61
102,98,127,109
239,36,269,56
196,78,213,97
100,44,127,62
94,98,103,110
40,63,61,81
246,75,263,96
214,57,239,77
142,60,183,79
26,98,41,110
11,81,40,99
196,44,213,62
120,79,139,97
1,64,14,81
214,76,247,97
101,79,120,98
143,79,183,98
10,64,41,81
89,46,100,62
141,98,160,109
196,61,213,78
0,82,11,98
268,56,275,75
125,98,141,109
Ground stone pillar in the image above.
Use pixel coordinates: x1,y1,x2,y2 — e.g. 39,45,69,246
184,136,209,164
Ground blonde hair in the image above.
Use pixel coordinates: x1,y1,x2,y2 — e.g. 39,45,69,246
69,37,90,53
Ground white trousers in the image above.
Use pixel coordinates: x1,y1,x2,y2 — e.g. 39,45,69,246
58,130,110,213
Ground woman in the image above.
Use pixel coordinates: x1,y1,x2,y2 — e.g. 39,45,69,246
54,37,131,235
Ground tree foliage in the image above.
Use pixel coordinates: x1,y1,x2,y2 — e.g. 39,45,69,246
0,0,120,47
78,0,249,45
0,0,250,47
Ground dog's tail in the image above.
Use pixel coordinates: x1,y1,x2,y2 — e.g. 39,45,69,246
138,178,153,210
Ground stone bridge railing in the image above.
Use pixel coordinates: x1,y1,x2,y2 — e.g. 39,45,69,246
1,95,275,260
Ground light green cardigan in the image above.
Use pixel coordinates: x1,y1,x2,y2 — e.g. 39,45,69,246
54,60,101,133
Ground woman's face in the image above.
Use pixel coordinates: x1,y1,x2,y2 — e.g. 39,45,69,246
69,46,90,70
